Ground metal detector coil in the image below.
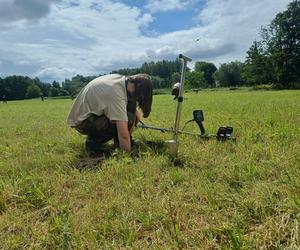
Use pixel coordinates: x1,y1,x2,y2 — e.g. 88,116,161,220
138,109,235,141
216,127,234,141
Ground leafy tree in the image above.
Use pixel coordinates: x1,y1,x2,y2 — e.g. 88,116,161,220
48,87,60,97
0,75,53,100
172,72,181,84
194,61,217,87
58,89,70,96
39,83,51,97
243,41,274,85
62,79,76,96
111,68,140,76
26,84,41,99
113,59,182,88
214,61,244,87
0,76,31,100
52,80,61,89
150,75,165,89
185,71,205,89
261,0,300,88
0,77,4,96
33,77,49,96
62,75,97,96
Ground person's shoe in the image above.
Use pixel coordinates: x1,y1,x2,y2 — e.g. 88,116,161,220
113,137,119,148
130,136,136,146
85,136,102,156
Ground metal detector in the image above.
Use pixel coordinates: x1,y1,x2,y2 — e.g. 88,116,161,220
138,109,235,140
137,54,235,157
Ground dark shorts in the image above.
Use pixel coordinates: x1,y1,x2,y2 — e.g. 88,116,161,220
75,98,137,147
75,112,136,145
75,114,114,136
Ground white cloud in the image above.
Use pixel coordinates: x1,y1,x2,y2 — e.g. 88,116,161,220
0,0,293,81
37,67,77,82
0,0,154,80
0,0,59,23
145,0,193,13
137,13,154,27
191,0,292,63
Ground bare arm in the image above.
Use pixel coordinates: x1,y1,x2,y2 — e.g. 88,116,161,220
116,120,131,152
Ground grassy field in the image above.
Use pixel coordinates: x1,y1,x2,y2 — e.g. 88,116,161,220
0,89,299,249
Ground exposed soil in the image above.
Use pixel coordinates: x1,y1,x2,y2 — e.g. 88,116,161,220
72,144,114,170
73,155,107,170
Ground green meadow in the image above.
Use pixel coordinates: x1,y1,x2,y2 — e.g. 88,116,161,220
0,89,299,249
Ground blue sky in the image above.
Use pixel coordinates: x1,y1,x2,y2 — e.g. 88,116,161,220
0,0,293,82
120,0,203,34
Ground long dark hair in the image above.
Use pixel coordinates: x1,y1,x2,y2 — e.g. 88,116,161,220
127,74,153,118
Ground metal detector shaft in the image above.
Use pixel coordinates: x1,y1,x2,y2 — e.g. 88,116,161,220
138,124,200,136
137,123,217,138
174,54,192,143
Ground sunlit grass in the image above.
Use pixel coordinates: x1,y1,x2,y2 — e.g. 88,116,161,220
0,89,299,248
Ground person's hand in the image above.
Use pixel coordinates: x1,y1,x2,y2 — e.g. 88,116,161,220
135,110,142,126
116,120,131,152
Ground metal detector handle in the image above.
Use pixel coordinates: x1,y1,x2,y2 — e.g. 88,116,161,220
195,120,206,135
193,110,206,135
179,54,192,62
174,54,192,142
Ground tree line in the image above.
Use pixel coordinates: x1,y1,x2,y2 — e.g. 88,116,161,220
1,0,299,101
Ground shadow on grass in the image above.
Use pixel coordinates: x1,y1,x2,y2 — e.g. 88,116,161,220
71,144,115,171
133,140,186,167
71,139,186,170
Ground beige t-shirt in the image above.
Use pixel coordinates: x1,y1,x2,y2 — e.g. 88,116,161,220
67,74,128,127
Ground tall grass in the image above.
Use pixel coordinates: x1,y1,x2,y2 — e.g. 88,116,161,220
0,90,299,248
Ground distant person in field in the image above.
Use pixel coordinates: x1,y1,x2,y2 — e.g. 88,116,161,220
40,94,44,101
67,74,153,155
2,95,7,103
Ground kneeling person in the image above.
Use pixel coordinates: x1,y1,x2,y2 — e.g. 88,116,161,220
67,74,153,154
